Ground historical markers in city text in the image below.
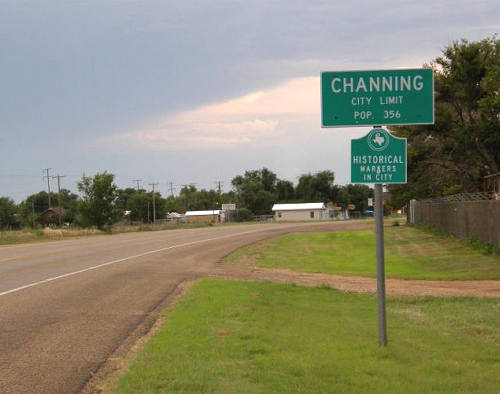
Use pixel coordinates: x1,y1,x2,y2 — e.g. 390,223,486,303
351,128,407,184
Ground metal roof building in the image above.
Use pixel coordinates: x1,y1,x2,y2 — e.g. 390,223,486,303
272,203,329,221
185,210,221,216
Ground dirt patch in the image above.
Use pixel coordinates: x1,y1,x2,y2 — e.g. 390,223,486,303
211,262,500,298
214,228,500,298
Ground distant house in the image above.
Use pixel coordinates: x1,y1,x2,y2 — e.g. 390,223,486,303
167,212,184,224
272,203,329,221
185,210,223,223
40,207,65,226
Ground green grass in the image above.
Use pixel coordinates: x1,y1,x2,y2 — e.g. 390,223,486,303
113,279,500,393
226,226,500,280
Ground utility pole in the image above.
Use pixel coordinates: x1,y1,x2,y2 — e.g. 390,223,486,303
132,179,142,191
149,182,159,224
168,182,175,196
214,180,224,210
52,174,66,226
42,168,52,208
215,180,223,195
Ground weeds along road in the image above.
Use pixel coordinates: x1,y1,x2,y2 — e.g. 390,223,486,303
0,221,371,394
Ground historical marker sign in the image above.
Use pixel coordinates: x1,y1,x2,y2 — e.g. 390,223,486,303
351,128,406,184
321,68,433,127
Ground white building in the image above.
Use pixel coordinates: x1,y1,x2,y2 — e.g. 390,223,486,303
272,203,329,221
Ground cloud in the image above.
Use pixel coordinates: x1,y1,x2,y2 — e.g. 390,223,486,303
113,76,320,150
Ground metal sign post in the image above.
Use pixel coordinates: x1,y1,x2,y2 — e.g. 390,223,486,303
321,68,433,347
374,182,387,346
350,125,401,347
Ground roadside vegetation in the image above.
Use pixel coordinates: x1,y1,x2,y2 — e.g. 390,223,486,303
225,226,500,280
1,168,373,235
112,279,499,394
389,37,500,206
0,222,218,246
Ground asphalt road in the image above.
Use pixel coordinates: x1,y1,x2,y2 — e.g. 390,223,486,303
0,221,364,394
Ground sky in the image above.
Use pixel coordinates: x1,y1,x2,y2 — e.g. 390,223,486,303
1,0,499,201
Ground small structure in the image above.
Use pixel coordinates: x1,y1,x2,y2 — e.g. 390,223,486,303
167,212,184,224
185,210,222,223
40,207,65,226
272,203,329,221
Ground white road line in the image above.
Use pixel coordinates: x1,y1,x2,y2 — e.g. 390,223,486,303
0,229,264,298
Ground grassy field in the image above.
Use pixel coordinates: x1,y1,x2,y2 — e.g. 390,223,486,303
113,279,500,394
0,227,103,245
226,226,500,280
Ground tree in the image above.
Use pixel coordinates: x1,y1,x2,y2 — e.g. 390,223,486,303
333,186,350,209
17,190,78,227
0,197,18,229
296,170,335,202
165,195,178,213
390,37,500,202
231,168,279,214
77,172,121,229
276,180,295,201
231,207,253,222
344,184,372,212
18,191,55,226
162,186,233,214
59,189,80,223
116,187,140,210
116,189,167,223
127,192,150,222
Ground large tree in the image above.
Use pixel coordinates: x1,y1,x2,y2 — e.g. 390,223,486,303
18,190,79,227
116,188,166,223
77,172,121,229
18,191,55,227
390,37,500,205
276,179,295,201
295,170,335,202
231,168,279,214
0,197,18,229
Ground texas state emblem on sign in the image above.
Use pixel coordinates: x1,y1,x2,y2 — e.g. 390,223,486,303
351,128,407,184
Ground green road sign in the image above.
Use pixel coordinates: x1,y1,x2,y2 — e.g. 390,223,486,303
351,128,407,184
321,68,433,127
